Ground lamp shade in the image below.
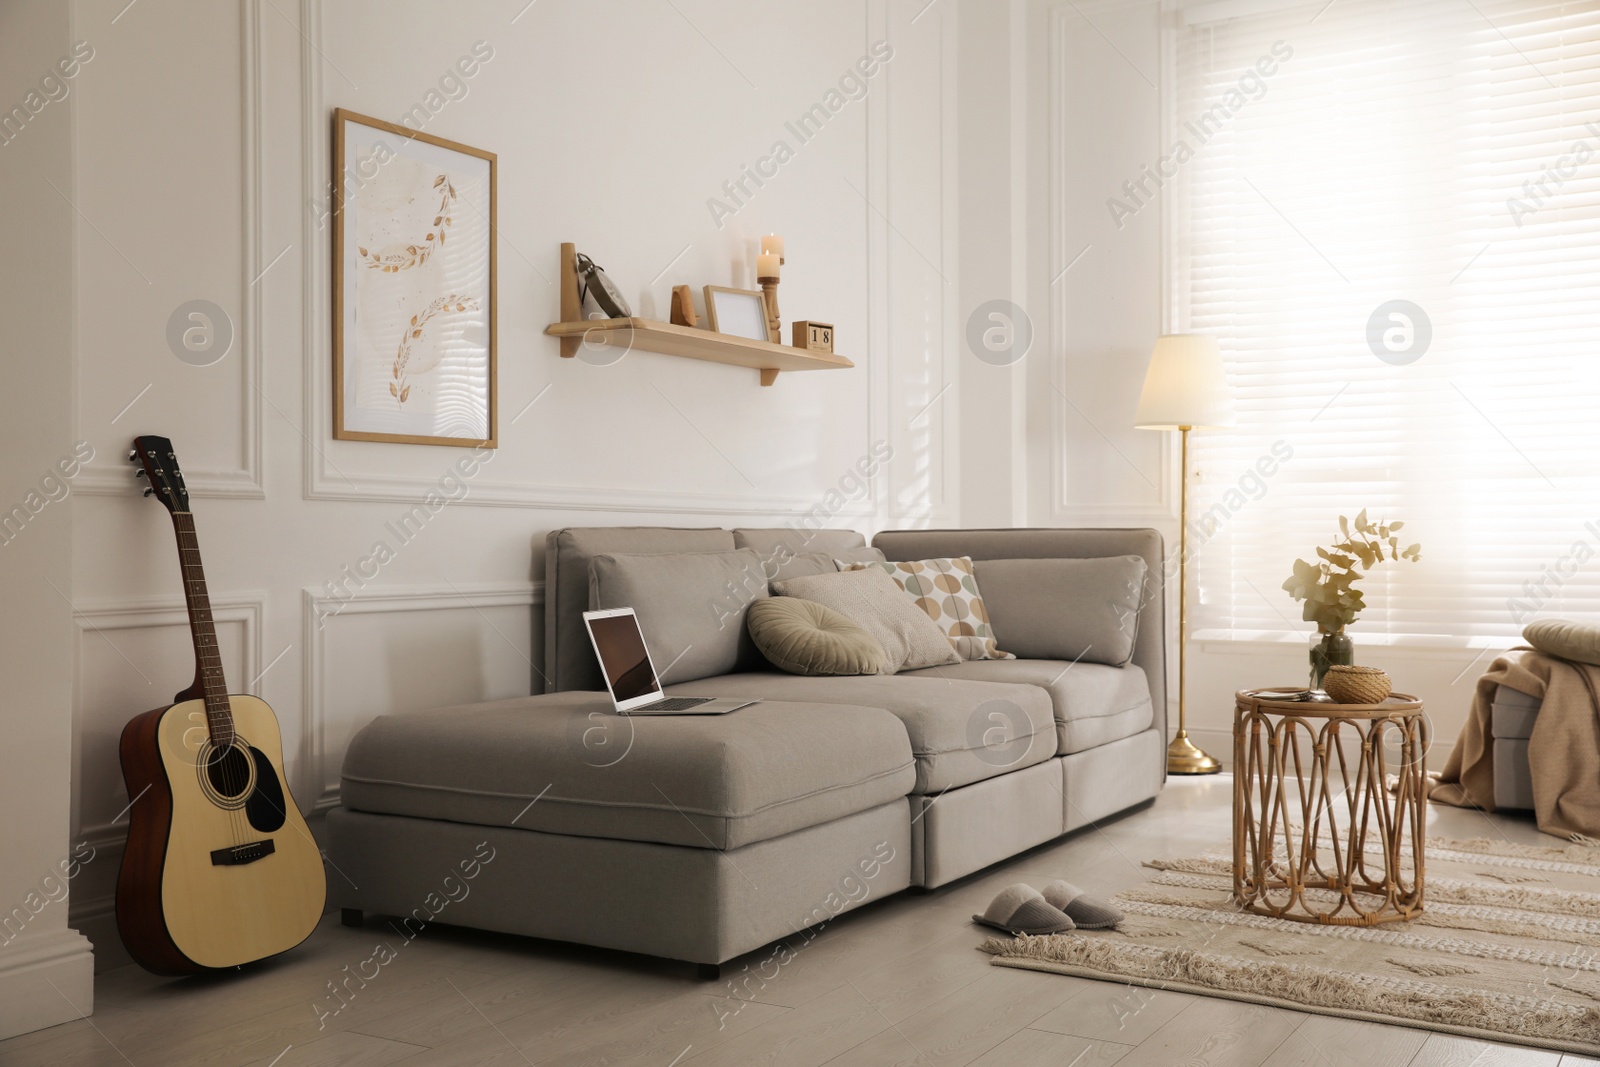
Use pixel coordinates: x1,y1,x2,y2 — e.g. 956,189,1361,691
1133,334,1235,430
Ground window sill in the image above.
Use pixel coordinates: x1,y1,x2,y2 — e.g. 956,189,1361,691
1192,630,1517,661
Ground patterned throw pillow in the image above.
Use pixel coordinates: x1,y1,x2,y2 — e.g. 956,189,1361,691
840,556,1014,661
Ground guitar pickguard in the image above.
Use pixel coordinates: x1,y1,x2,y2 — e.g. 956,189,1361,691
245,746,289,833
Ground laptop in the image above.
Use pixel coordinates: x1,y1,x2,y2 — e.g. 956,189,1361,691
583,607,760,716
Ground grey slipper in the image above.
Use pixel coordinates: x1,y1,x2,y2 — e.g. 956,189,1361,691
972,883,1075,935
1040,880,1123,929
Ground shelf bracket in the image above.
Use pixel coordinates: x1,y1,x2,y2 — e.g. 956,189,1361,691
760,369,779,387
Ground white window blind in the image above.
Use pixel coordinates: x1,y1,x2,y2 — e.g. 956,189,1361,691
1173,0,1600,644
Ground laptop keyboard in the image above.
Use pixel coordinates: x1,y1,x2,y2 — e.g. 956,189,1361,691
635,696,715,712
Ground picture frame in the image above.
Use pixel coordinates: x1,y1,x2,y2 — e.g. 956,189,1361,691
332,108,497,447
702,286,770,343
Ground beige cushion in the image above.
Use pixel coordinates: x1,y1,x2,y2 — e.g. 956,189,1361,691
843,556,1012,661
771,569,960,674
589,549,767,685
1524,619,1600,667
976,556,1147,667
747,597,886,676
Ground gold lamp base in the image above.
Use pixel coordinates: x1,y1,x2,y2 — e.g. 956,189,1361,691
1167,733,1222,775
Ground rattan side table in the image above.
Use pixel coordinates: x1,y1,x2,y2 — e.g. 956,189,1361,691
1233,688,1428,926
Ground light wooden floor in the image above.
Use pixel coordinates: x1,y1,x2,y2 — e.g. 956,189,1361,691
7,776,1595,1067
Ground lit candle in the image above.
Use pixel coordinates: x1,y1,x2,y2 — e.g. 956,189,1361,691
757,251,780,279
760,234,784,258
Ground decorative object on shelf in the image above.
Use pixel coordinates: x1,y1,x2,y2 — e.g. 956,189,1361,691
332,109,496,447
547,243,852,386
669,284,697,327
574,252,630,318
1134,334,1235,775
756,250,782,344
703,285,772,343
792,320,834,353
1322,664,1392,705
1281,511,1421,688
1233,687,1427,926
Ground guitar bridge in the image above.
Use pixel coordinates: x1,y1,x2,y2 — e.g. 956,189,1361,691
210,840,276,866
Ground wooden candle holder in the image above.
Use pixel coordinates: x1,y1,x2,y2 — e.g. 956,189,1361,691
757,275,781,345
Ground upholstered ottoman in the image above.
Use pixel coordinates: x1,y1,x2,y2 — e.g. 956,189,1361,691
327,692,916,973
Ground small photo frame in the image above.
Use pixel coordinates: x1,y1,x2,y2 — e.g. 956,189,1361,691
703,286,770,343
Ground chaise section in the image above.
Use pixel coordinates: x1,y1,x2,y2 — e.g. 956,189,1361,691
340,693,916,850
328,799,912,967
661,672,1057,792
898,660,1154,755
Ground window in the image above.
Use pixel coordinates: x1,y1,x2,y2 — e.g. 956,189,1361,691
1172,0,1600,643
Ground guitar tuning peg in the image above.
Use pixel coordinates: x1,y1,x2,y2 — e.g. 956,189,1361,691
135,469,146,478
142,487,155,497
128,449,139,462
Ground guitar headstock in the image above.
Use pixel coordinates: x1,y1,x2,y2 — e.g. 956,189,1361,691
129,436,189,514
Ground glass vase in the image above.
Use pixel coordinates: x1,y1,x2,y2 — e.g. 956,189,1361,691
1310,628,1354,690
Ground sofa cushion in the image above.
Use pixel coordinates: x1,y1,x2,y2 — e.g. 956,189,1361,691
766,547,887,583
546,527,734,692
589,549,767,684
664,671,1057,792
772,569,960,674
899,659,1154,755
976,556,1147,667
747,597,887,676
340,693,916,851
843,556,1013,662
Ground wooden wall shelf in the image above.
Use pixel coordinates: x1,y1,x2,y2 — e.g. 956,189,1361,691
545,243,854,386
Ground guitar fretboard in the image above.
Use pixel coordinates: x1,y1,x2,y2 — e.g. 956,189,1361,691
173,512,234,748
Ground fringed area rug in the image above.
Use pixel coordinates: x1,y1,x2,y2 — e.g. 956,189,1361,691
980,836,1600,1056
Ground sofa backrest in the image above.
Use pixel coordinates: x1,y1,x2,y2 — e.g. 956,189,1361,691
545,526,869,692
871,528,1168,749
544,527,734,692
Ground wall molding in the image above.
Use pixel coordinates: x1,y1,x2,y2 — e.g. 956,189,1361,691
1045,5,1175,528
77,0,264,500
295,0,903,517
70,592,266,848
301,580,542,813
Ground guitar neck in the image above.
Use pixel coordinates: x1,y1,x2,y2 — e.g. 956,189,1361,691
172,512,234,747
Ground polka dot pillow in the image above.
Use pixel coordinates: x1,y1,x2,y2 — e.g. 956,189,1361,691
839,556,1014,661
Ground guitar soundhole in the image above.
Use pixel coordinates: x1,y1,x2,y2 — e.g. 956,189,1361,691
198,741,257,808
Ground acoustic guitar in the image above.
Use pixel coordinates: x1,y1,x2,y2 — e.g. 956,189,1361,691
116,436,325,973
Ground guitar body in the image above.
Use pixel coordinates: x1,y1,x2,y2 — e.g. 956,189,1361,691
117,695,325,974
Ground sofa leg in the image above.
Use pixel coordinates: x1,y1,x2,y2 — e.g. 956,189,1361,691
696,962,720,981
341,908,363,928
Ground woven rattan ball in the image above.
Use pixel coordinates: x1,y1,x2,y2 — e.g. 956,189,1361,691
1323,664,1392,704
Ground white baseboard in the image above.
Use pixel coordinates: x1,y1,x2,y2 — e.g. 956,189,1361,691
0,927,96,1040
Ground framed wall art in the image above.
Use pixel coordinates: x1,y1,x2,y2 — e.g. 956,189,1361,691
332,108,497,446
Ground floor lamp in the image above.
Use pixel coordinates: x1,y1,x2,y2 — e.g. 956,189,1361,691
1134,335,1235,776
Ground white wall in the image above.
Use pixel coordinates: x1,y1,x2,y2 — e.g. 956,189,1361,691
49,0,965,973
0,0,98,1039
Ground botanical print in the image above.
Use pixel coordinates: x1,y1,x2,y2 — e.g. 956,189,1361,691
392,293,479,405
335,111,494,445
358,174,457,274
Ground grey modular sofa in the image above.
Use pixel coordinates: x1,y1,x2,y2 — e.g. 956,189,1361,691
327,526,1167,976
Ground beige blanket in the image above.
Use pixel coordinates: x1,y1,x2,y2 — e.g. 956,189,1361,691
1430,647,1600,840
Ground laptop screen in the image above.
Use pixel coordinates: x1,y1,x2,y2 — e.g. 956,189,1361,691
588,612,659,702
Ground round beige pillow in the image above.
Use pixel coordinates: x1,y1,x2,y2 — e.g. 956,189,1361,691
747,597,888,676
1524,618,1600,667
